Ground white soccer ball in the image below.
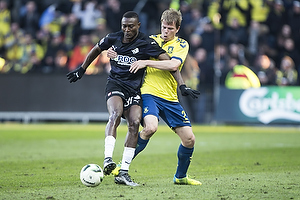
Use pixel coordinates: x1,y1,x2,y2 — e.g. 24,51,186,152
80,164,104,187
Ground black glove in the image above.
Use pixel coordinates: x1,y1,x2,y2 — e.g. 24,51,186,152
67,67,86,83
179,84,200,99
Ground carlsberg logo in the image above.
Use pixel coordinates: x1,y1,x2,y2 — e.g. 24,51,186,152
239,88,300,124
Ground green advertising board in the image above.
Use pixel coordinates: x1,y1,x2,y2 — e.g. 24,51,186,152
215,87,300,124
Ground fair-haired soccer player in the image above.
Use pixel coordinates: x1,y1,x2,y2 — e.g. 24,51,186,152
110,8,202,185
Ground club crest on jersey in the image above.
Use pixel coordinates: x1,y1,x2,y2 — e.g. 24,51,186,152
167,46,174,54
143,107,149,114
131,48,139,54
116,55,137,66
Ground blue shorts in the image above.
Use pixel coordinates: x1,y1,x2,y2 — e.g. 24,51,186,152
142,94,191,128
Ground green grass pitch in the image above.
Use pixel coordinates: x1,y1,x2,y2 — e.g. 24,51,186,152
0,123,299,200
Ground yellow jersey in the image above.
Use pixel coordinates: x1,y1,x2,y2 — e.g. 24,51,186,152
141,34,189,102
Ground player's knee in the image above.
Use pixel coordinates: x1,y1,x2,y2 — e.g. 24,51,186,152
183,134,195,148
127,118,141,131
108,111,122,125
143,124,157,138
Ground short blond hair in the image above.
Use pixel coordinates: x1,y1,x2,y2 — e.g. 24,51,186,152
161,8,182,29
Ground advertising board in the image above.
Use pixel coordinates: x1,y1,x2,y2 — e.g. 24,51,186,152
215,87,300,124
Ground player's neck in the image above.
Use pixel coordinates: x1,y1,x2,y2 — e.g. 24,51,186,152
160,36,175,44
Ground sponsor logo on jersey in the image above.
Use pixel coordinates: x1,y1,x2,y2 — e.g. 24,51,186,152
116,55,137,66
131,48,139,54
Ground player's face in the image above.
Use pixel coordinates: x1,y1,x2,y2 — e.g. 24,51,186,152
160,20,179,42
121,17,141,43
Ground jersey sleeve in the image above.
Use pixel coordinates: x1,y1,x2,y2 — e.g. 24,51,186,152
145,38,166,58
97,33,112,51
171,38,189,65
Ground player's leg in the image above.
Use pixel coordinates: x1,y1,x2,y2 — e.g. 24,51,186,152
174,126,195,178
173,126,201,185
103,95,123,175
112,112,159,177
114,104,141,186
160,100,201,185
133,114,158,158
133,94,160,159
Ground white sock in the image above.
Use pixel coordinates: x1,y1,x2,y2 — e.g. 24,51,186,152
121,147,135,171
104,136,116,158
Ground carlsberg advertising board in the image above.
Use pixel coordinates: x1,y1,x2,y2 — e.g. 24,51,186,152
215,87,300,124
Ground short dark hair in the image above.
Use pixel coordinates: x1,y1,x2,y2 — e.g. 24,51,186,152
123,11,139,21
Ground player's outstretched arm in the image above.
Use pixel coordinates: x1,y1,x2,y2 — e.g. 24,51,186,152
81,45,102,70
129,58,180,73
67,45,102,83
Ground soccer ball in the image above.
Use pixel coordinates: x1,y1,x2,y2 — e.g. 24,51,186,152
80,164,104,187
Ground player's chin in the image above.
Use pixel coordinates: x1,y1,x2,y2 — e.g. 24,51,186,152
124,33,133,39
162,35,169,41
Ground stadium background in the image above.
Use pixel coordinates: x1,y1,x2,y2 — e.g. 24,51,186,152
0,0,299,125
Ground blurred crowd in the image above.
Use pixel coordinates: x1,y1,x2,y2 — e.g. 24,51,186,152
0,0,299,89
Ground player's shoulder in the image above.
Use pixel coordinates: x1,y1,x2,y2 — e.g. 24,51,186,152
136,32,150,41
149,34,162,44
98,32,120,47
149,34,161,40
174,37,189,49
107,31,123,39
102,31,123,43
136,33,160,47
175,37,188,44
149,34,160,39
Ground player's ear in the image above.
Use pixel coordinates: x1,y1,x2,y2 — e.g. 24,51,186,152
176,26,180,33
138,22,141,28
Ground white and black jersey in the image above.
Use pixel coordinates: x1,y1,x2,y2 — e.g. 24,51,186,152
98,31,166,91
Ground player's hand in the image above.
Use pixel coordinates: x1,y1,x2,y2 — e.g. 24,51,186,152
106,47,117,59
66,67,86,83
129,60,147,73
179,84,200,99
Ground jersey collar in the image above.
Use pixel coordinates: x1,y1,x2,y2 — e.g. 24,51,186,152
158,34,178,46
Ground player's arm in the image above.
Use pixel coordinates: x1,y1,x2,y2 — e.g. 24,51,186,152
107,48,179,72
80,45,102,70
129,56,180,73
67,44,102,83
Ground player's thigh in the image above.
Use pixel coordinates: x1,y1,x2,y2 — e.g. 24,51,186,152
107,95,124,116
123,104,142,125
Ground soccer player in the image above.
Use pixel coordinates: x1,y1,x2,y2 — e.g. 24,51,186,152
109,8,202,185
67,11,169,186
